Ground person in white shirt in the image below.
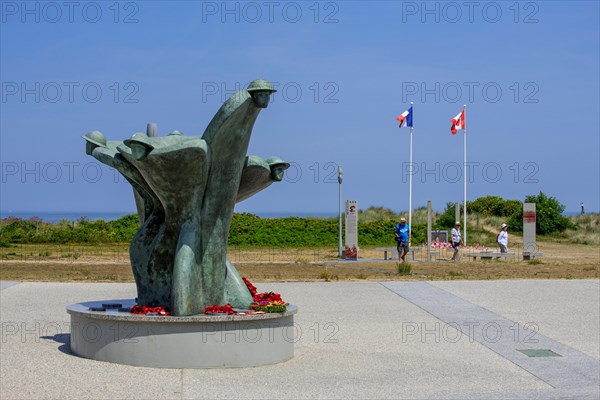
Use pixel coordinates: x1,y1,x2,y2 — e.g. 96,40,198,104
450,221,462,261
497,223,509,253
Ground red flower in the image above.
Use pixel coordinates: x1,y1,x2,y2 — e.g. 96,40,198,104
204,304,235,315
130,305,170,316
253,291,283,303
242,277,258,297
242,277,286,307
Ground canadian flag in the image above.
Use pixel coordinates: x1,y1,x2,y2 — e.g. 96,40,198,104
450,109,465,134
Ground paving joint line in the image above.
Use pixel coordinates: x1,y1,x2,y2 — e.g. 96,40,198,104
379,281,599,395
378,281,558,389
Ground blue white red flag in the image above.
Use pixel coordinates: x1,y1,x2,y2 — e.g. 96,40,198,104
396,106,413,128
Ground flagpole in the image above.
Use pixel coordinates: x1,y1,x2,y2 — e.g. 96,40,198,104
408,102,413,244
463,104,467,246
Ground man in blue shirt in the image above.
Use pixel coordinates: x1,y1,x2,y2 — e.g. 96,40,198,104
394,218,410,262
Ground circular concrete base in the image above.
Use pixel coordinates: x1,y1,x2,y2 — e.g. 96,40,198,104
67,299,297,368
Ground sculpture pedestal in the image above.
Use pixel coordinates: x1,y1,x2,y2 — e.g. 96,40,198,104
67,299,297,368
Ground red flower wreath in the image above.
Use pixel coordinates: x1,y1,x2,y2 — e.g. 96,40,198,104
203,304,235,315
130,305,170,316
203,278,286,315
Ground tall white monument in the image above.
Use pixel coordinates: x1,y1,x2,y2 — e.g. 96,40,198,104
344,200,358,259
523,202,537,260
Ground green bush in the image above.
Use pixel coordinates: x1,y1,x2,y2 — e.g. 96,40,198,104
0,215,140,244
0,212,431,248
503,200,522,217
0,195,575,247
508,192,574,234
229,214,339,247
467,196,523,218
507,205,524,232
109,214,139,241
229,214,424,247
436,202,461,229
468,196,506,216
0,204,443,248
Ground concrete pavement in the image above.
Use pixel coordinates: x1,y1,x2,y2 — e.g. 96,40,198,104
1,280,598,399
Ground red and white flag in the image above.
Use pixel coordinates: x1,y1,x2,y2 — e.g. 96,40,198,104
450,109,466,135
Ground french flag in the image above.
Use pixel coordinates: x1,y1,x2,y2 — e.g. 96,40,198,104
396,106,413,128
450,109,465,134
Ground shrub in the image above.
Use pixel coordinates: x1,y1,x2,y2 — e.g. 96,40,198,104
229,213,426,247
503,200,522,217
468,196,506,217
508,192,574,234
397,262,412,275
436,202,461,229
319,270,338,281
465,196,523,219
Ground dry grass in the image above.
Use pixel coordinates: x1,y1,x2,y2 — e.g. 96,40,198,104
0,241,598,282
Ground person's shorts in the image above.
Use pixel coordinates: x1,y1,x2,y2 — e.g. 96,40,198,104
499,244,508,253
397,241,409,253
452,241,461,249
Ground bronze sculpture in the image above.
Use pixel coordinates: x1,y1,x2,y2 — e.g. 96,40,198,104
82,79,288,316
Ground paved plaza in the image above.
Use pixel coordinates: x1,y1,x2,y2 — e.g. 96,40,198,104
1,280,598,399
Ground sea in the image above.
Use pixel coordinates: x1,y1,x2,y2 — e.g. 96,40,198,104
0,211,338,222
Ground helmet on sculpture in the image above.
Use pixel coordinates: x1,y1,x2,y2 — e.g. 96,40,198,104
266,156,289,182
266,156,289,169
81,131,107,147
247,79,277,93
124,133,155,150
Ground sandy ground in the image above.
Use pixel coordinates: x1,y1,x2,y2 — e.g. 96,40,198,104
0,241,598,282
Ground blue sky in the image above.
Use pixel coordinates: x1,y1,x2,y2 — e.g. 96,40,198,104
1,1,599,215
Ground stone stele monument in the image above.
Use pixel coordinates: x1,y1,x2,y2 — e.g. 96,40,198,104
68,80,296,368
81,79,288,316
